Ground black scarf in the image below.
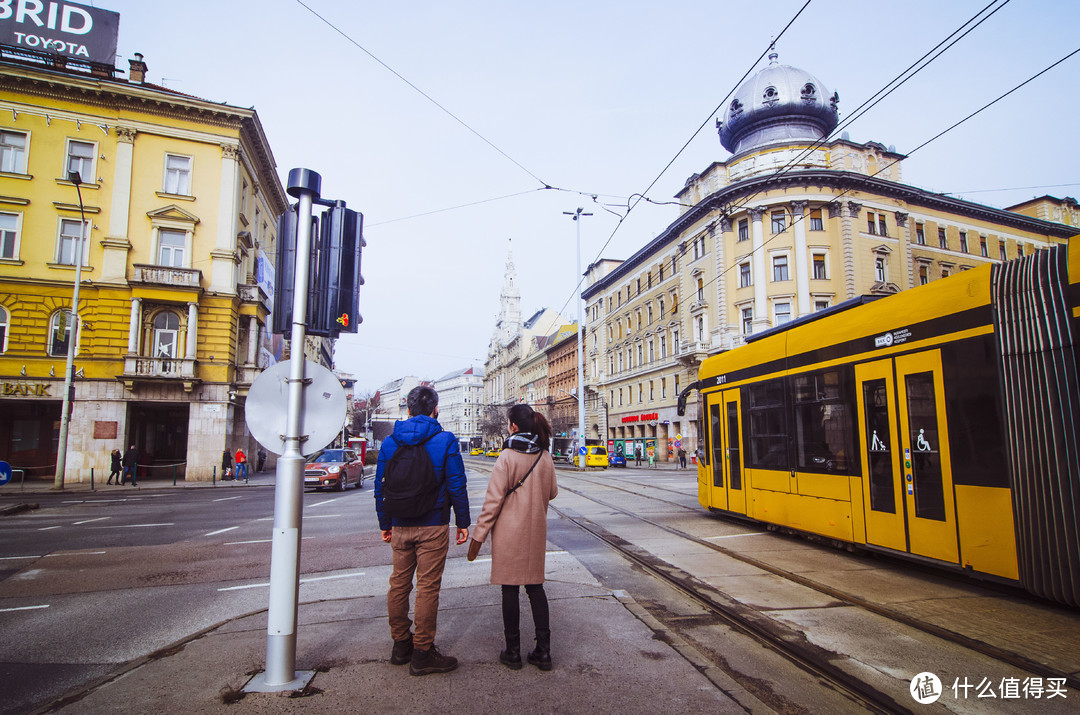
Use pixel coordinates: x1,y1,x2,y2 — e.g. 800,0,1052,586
504,432,542,454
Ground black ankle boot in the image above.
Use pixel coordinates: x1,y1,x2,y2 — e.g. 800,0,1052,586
527,628,552,671
500,630,523,670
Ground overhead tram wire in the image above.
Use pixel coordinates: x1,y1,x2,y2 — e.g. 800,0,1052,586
552,0,816,320
582,0,1023,314
693,45,1080,301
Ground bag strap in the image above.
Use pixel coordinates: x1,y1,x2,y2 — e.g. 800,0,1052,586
507,452,544,495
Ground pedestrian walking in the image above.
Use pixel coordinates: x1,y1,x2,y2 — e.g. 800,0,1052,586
107,448,121,485
469,404,558,672
121,445,138,486
374,385,470,676
678,448,687,469
635,447,642,466
234,447,247,481
221,449,233,480
256,446,267,473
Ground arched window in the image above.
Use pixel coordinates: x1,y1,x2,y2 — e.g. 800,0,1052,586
0,305,8,353
152,311,181,358
49,309,75,357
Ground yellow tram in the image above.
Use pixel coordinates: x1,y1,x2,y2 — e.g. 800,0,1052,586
680,242,1080,606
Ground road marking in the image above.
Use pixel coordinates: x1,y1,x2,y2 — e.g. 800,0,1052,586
72,517,110,525
217,571,364,592
225,537,315,545
308,498,340,509
205,526,240,536
0,604,49,613
89,523,175,529
212,496,244,503
0,555,41,560
38,526,61,531
44,551,106,557
705,532,769,540
303,514,341,519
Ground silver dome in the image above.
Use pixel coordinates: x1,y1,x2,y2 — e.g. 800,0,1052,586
718,51,839,155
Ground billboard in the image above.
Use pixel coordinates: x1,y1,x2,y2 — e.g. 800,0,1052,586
0,1,120,65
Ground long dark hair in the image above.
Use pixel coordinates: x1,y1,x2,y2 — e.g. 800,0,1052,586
508,404,552,451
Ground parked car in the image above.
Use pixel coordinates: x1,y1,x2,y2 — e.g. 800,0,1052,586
610,453,627,468
573,445,610,468
485,448,502,457
469,447,485,456
304,449,364,491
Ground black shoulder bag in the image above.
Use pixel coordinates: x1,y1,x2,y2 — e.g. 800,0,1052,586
507,452,544,495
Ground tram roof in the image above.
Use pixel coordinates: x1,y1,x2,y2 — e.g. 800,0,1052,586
745,296,884,344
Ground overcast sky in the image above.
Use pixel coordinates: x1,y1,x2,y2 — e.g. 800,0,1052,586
94,0,1079,394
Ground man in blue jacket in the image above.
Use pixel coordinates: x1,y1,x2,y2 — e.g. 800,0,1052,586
374,385,470,675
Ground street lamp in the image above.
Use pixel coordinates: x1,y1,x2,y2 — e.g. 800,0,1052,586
563,207,591,468
54,170,88,490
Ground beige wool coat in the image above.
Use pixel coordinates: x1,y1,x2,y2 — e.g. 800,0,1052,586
472,448,558,585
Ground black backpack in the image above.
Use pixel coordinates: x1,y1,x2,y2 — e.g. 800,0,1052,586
382,436,441,518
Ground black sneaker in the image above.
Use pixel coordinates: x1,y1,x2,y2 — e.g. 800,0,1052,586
409,644,458,676
391,637,413,665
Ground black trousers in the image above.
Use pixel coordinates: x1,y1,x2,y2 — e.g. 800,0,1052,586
501,584,549,635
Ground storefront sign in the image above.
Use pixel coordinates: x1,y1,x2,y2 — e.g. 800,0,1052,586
2,381,51,397
0,1,120,65
620,412,658,424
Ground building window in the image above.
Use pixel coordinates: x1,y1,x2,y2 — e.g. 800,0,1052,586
660,334,667,358
772,255,789,282
809,209,823,231
980,237,988,257
942,268,951,279
659,264,665,282
0,306,7,353
875,256,887,283
673,329,679,353
959,231,968,253
66,140,95,182
919,265,929,285
812,253,827,280
658,298,665,317
878,214,888,236
56,218,89,266
661,377,667,399
915,223,925,245
867,214,876,234
771,211,786,234
50,310,75,356
647,272,652,289
0,212,20,259
647,305,653,324
152,311,181,358
158,228,186,267
1017,244,1024,258
649,381,655,401
164,154,192,195
636,310,642,330
738,218,749,241
0,130,27,174
675,374,680,397
648,340,655,362
696,277,704,301
739,261,751,287
672,256,677,274
775,302,792,325
938,227,947,249
671,294,678,314
741,307,753,335
814,299,830,312
639,384,643,403
696,316,705,342
693,238,701,260
637,344,643,365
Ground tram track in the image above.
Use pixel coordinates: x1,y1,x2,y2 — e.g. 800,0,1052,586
555,470,1080,694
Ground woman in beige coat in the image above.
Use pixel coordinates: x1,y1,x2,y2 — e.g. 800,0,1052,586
469,404,558,670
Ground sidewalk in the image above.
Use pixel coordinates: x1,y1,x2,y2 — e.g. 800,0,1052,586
1,470,277,498
45,538,756,713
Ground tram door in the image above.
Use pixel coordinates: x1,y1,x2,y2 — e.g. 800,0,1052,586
706,390,746,515
856,352,958,563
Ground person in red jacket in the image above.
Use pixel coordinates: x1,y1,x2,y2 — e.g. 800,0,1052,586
234,448,247,481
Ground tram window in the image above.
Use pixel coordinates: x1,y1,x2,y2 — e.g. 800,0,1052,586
792,369,855,474
863,378,896,513
710,403,722,484
746,380,789,469
942,338,1007,488
906,372,947,521
727,402,741,490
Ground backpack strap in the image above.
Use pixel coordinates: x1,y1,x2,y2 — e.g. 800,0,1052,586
506,453,544,495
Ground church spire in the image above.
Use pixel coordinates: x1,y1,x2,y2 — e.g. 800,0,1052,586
494,241,521,346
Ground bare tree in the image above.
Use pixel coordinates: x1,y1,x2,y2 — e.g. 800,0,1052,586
480,404,510,446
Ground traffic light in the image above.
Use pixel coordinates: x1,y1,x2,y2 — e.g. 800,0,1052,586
272,205,319,336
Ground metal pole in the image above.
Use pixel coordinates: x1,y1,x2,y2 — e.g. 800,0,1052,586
54,172,88,490
262,168,320,689
564,208,591,469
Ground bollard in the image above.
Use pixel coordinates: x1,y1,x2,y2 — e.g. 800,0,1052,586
173,465,177,486
213,465,216,486
91,467,94,491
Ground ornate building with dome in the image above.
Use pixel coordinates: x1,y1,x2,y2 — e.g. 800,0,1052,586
580,51,1077,464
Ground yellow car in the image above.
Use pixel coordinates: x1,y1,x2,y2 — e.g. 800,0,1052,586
485,448,502,457
573,446,609,468
469,447,485,456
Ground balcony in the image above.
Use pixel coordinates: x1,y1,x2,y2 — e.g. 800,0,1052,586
131,264,202,290
120,355,198,392
676,341,712,367
238,283,272,310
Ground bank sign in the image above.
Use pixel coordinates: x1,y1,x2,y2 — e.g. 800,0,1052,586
0,1,120,65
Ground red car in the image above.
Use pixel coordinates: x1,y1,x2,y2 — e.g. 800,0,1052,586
304,449,364,491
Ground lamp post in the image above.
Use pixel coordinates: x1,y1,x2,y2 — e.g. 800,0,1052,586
53,171,88,490
563,208,591,468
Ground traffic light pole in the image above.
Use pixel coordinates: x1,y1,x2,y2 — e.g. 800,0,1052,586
248,168,321,693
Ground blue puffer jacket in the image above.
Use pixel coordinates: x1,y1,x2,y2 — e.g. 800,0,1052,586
374,415,470,532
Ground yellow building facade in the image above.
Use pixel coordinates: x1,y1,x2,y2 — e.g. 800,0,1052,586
0,49,290,482
582,53,1076,463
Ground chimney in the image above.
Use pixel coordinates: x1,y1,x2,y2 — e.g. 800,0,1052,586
128,53,147,84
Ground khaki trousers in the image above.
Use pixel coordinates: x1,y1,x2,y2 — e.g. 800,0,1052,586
388,524,450,649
